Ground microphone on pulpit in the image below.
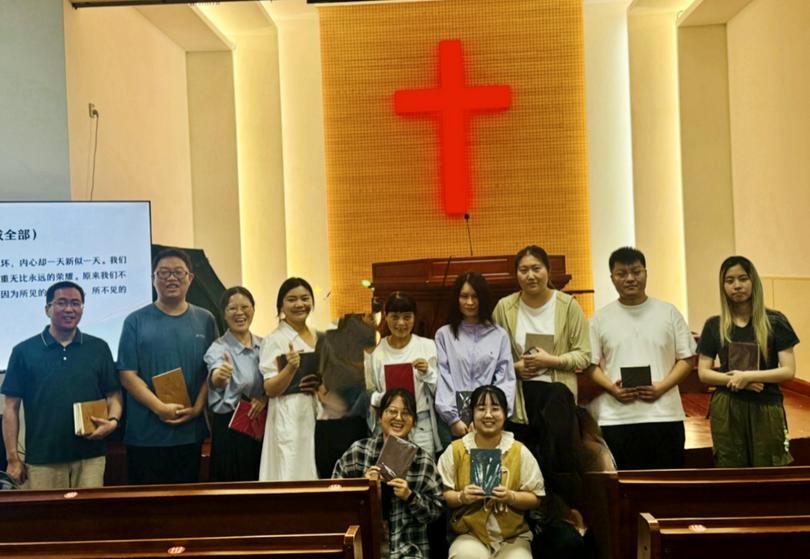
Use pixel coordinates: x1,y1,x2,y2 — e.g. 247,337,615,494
464,213,474,256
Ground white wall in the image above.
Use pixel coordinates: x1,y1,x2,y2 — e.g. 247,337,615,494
187,51,242,289
0,0,70,200
63,3,195,248
583,0,636,309
727,0,810,277
270,8,332,330
678,24,736,330
627,5,689,316
229,30,288,335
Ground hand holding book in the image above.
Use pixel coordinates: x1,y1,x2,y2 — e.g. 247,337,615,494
276,348,320,396
412,358,429,375
282,342,300,372
523,333,558,371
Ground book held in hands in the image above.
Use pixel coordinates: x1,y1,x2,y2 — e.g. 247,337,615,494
470,448,502,496
276,352,320,396
456,391,473,426
73,399,108,436
620,365,652,388
376,435,418,482
728,341,760,372
228,399,267,441
384,363,415,396
152,368,192,408
524,332,554,355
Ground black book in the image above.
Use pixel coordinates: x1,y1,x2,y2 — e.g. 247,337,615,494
470,448,502,496
620,365,652,388
456,390,473,426
728,341,760,372
376,435,419,482
276,352,320,395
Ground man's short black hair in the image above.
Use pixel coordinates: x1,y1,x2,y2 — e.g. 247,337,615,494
152,248,193,273
46,281,85,304
609,246,646,271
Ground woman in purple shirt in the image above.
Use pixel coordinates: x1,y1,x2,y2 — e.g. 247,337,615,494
435,272,515,442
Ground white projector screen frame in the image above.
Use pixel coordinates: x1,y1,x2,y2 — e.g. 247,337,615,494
0,201,153,371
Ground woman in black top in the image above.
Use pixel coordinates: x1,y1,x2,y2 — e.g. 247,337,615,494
697,256,799,467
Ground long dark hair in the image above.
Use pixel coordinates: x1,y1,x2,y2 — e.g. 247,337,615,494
446,272,493,338
718,255,770,358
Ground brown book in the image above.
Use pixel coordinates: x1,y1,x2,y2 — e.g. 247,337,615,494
376,435,419,482
728,341,760,372
73,399,108,436
152,368,192,408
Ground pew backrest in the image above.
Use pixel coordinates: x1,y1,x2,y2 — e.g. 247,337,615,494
638,513,810,559
0,480,379,559
584,466,810,559
0,526,361,558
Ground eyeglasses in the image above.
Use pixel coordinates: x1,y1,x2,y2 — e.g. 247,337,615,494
154,269,189,280
49,299,84,310
383,408,413,420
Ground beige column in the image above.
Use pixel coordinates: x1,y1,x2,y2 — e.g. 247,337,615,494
627,1,692,315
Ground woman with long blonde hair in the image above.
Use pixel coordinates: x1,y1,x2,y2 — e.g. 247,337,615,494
697,256,799,466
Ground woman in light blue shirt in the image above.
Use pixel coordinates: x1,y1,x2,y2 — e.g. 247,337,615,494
204,286,266,481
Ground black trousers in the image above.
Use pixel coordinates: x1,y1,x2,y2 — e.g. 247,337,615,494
126,442,202,484
507,382,580,474
314,416,368,479
601,421,685,470
209,410,262,482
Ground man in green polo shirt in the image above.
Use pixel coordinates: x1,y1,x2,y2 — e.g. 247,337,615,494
1,281,122,489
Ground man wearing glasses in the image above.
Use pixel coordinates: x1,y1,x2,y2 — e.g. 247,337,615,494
117,248,218,484
2,281,122,489
585,247,697,470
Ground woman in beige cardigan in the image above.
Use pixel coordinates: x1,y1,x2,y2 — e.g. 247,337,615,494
491,245,590,438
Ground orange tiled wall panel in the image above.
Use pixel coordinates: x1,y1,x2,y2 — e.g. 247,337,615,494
319,0,592,319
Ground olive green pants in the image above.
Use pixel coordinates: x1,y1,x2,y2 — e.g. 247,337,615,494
710,390,792,467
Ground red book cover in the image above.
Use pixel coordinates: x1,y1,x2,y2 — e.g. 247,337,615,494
384,363,415,396
227,399,267,441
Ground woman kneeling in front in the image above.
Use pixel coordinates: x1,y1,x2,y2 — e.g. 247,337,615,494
333,388,442,558
438,385,544,559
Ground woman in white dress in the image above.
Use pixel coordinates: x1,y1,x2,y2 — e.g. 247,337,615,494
258,277,321,481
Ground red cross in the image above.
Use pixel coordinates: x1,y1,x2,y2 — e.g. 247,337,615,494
394,40,512,216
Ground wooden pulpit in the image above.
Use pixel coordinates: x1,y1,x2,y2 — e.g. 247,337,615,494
371,255,571,338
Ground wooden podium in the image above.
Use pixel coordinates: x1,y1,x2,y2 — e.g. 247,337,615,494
371,255,571,337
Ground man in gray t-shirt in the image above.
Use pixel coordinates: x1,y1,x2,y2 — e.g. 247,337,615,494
117,249,218,484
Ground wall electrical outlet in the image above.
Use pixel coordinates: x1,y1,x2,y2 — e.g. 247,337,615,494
88,103,99,118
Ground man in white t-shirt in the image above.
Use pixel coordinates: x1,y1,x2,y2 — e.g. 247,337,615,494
585,247,696,470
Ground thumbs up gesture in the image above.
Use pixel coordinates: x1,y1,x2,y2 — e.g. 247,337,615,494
285,342,301,373
211,351,234,389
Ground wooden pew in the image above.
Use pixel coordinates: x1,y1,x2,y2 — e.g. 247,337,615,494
0,479,380,559
583,466,810,559
0,526,362,558
637,513,810,559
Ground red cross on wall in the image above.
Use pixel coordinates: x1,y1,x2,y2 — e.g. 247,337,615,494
394,40,512,216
